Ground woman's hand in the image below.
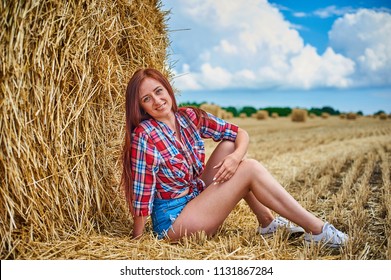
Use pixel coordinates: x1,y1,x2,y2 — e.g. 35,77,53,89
212,128,249,184
132,215,147,239
212,154,241,184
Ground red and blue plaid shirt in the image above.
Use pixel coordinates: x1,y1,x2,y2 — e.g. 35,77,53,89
130,107,239,216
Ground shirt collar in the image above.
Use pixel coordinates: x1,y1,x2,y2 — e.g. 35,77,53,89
150,111,189,137
176,111,190,129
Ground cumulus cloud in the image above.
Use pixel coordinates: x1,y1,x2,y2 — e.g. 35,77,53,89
329,9,391,86
170,1,390,91
172,64,201,90
288,46,354,89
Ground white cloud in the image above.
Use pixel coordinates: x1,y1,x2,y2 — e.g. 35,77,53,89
329,9,391,86
199,63,233,88
170,1,390,91
172,64,201,90
314,5,354,19
214,40,238,54
293,12,307,18
288,46,354,89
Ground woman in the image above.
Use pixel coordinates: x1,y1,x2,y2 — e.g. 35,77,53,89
121,68,348,248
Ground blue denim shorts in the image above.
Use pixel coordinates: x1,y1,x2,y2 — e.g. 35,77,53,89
151,192,197,239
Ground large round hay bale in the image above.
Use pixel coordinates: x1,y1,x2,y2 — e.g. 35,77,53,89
379,113,387,120
239,113,247,119
1,0,169,258
321,112,330,119
291,109,308,122
224,111,234,119
347,112,357,120
256,110,269,120
200,103,223,118
271,112,279,119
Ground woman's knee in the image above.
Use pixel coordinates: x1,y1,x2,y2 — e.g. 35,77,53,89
239,158,267,176
215,140,235,153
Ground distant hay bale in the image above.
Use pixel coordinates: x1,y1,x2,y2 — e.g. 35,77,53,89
1,0,169,258
200,103,223,118
321,112,330,119
379,113,387,120
226,112,234,119
256,110,269,120
309,113,317,119
271,112,279,119
347,112,357,120
219,109,233,119
291,109,308,122
340,114,346,119
239,113,247,119
220,109,232,119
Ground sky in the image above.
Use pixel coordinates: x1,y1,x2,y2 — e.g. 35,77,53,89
160,0,391,115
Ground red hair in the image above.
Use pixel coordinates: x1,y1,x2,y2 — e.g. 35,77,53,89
121,68,206,216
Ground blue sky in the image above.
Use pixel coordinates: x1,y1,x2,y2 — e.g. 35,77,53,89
161,0,391,114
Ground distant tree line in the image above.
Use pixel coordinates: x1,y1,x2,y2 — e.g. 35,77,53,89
178,102,378,117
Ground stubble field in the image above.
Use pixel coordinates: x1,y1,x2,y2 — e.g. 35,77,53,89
13,115,390,260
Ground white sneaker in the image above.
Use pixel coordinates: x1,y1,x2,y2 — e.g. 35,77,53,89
257,216,305,236
304,222,348,248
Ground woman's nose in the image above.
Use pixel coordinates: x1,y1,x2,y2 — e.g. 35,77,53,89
151,94,160,104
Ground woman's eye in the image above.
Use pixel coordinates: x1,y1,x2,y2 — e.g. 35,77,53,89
156,88,163,94
142,96,150,103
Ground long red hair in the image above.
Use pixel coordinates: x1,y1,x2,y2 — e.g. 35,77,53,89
121,68,206,216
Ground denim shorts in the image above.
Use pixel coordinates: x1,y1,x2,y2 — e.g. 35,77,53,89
151,192,197,239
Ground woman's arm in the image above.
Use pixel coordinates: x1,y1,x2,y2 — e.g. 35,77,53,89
232,127,249,161
132,215,148,239
213,127,249,183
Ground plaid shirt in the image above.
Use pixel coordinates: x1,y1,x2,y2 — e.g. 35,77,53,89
131,107,239,216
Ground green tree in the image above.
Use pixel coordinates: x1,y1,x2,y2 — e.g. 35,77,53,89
223,106,239,117
239,106,257,117
261,107,292,117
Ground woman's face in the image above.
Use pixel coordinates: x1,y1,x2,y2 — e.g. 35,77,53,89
139,77,173,121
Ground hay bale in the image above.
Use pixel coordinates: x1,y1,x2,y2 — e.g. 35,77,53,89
309,113,317,119
347,112,357,120
1,0,169,258
340,114,346,119
321,112,330,119
291,109,308,122
200,103,223,118
219,109,233,119
239,113,247,119
256,110,269,120
226,112,234,119
379,113,387,120
271,112,279,119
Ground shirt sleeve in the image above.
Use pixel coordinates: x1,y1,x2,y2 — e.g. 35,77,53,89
199,112,239,142
131,131,159,216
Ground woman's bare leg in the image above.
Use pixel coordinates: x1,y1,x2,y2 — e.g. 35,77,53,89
169,141,324,240
201,141,274,226
168,141,324,240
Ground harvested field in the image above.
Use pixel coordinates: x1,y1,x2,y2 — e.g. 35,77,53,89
5,116,391,260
